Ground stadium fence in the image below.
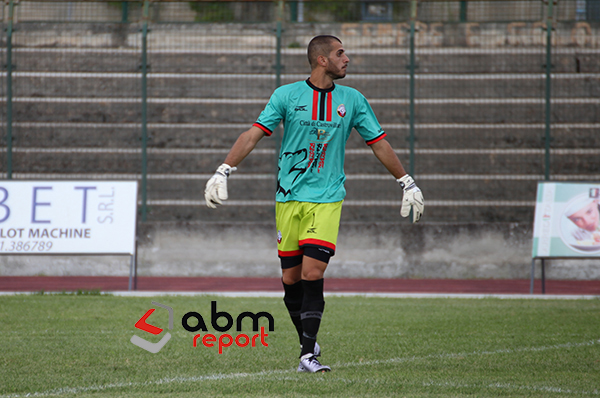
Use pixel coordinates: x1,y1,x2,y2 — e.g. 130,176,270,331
1,0,599,223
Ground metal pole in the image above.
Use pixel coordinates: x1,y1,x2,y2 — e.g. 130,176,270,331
530,258,536,294
272,2,284,200
544,0,554,181
459,1,468,22
289,1,297,22
274,0,284,88
408,0,417,177
5,0,15,179
541,259,546,294
134,238,138,290
140,1,149,221
275,20,282,89
404,1,418,222
128,255,134,291
121,1,129,23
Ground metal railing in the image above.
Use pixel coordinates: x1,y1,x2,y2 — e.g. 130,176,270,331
1,0,599,223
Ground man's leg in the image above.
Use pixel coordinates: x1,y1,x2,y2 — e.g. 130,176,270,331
277,201,305,346
299,254,328,357
296,254,331,372
281,264,303,345
279,201,340,372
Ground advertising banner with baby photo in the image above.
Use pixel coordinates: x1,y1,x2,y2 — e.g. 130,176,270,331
532,182,600,258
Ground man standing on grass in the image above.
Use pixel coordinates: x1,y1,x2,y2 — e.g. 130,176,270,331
205,35,424,373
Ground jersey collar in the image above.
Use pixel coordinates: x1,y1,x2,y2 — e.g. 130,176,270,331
306,78,336,93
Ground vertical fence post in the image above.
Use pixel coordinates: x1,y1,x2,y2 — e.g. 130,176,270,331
544,0,554,181
272,1,284,196
459,1,468,22
408,0,417,177
274,0,284,88
121,1,129,23
5,0,15,179
140,0,150,221
275,22,282,89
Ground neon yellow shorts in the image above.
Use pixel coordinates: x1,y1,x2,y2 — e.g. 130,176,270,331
276,200,343,263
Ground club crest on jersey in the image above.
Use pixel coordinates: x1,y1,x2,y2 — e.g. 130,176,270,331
277,230,282,244
337,104,346,118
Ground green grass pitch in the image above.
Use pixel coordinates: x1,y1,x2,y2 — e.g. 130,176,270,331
1,293,599,397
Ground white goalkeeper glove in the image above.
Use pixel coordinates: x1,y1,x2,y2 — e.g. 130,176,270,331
205,163,236,209
397,174,424,223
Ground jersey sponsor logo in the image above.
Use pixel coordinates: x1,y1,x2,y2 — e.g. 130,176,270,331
295,105,308,112
308,143,328,174
310,127,331,141
337,104,346,118
300,120,341,129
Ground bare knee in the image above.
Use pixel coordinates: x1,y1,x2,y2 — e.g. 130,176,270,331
301,256,328,281
282,264,302,285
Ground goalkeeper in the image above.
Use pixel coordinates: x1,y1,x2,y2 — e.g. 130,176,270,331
205,35,424,373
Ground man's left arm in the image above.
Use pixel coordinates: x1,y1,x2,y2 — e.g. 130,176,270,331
369,139,424,223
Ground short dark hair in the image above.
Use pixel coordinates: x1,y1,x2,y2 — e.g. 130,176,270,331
307,35,342,69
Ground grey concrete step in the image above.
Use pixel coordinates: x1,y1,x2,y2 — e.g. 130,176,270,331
9,123,600,150
144,202,535,223
10,47,600,74
7,73,599,99
6,149,597,178
10,100,599,125
143,177,538,202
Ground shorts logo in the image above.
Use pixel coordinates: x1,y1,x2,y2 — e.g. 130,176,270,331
337,104,346,118
277,230,282,244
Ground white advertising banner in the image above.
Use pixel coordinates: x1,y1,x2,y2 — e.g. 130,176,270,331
0,181,138,255
532,181,600,258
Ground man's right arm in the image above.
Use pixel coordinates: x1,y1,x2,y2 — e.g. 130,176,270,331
205,125,266,208
224,125,267,167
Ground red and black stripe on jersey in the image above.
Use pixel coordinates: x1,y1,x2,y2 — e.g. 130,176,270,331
307,78,334,122
253,121,272,136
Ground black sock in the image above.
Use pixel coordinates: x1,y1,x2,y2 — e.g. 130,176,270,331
300,278,325,357
282,279,304,345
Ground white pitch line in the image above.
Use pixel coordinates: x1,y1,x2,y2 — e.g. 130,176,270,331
1,339,597,398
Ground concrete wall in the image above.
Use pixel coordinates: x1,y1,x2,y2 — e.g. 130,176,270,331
1,222,599,280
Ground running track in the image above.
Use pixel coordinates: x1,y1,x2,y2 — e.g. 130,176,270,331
1,276,599,295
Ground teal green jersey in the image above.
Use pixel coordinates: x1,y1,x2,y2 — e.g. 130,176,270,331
254,79,386,203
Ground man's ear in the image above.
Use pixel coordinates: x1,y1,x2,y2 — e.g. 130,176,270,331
317,54,328,67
